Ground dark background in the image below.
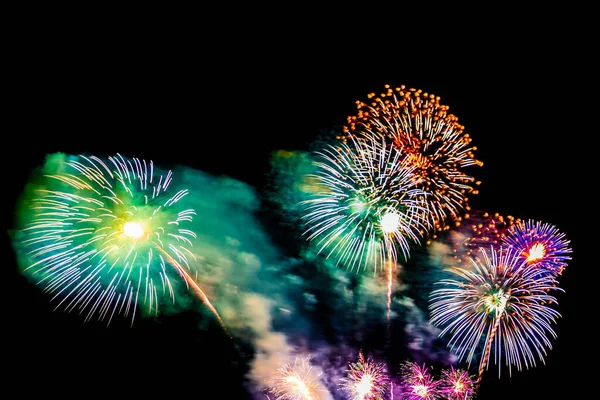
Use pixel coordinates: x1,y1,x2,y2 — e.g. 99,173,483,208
6,24,581,399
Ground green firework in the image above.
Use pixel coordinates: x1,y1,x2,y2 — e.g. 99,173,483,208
14,153,200,324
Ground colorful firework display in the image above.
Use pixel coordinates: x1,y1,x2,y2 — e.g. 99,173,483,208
340,351,389,400
16,154,224,327
429,247,562,381
12,84,573,399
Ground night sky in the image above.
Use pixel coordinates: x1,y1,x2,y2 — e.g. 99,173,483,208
7,31,579,399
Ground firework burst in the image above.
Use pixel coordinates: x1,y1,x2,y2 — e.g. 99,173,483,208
344,85,482,232
270,357,329,400
429,247,562,383
502,219,572,276
302,134,430,273
340,351,388,400
17,153,224,327
439,367,475,400
399,361,440,400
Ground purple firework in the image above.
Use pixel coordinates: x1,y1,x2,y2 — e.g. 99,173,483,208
340,351,389,400
439,367,475,399
399,361,440,400
502,219,571,276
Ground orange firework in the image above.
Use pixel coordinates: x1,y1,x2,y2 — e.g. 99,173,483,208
343,85,482,234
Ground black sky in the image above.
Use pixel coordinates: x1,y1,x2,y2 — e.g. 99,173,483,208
6,26,581,399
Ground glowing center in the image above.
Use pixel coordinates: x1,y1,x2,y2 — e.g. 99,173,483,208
453,381,464,393
412,384,429,397
484,289,509,315
526,243,546,262
356,374,373,396
286,376,311,398
380,212,401,234
123,222,144,239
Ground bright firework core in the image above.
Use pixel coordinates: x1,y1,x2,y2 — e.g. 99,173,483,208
285,376,311,397
526,243,546,262
123,221,145,239
380,212,401,234
484,289,509,315
453,381,464,393
357,374,373,396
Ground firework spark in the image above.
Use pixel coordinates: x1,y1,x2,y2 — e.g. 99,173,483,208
302,134,430,273
340,351,388,400
271,357,329,400
399,361,439,400
502,219,572,276
344,85,482,232
451,211,520,261
17,153,224,327
439,367,475,400
429,247,562,383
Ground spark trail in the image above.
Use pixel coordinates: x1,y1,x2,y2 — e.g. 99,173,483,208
153,243,227,332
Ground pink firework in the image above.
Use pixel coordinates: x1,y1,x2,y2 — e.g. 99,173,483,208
439,367,475,400
399,361,440,400
340,351,389,400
